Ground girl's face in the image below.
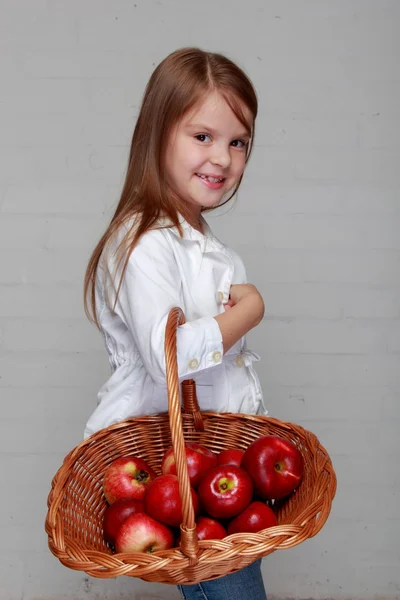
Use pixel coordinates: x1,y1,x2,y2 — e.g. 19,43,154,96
165,91,252,222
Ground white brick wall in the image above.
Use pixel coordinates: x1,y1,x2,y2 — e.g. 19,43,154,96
0,1,399,598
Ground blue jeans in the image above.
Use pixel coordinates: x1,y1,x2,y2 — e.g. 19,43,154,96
177,559,266,600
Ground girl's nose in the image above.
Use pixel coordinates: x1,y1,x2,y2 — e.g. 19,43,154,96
210,145,231,169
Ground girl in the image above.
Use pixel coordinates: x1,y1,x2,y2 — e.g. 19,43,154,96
83,47,267,600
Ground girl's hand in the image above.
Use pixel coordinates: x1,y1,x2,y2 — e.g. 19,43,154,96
223,298,235,311
228,284,263,306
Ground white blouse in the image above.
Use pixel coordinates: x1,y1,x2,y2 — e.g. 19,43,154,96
84,215,267,439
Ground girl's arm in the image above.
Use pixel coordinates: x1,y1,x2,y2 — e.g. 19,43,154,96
214,284,265,353
105,229,225,386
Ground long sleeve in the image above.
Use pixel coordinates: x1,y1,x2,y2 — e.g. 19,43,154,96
103,228,224,386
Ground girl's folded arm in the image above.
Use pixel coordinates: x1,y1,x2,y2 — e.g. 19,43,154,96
107,230,224,385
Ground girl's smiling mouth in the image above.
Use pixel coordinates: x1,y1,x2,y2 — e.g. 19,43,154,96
195,173,226,189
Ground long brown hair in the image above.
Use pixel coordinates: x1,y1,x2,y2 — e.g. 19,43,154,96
84,47,258,328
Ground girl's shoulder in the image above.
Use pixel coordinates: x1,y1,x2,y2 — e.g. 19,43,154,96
99,215,173,275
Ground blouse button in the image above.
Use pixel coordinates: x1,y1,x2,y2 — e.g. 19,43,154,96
188,358,199,370
235,355,244,368
217,291,225,303
212,351,222,364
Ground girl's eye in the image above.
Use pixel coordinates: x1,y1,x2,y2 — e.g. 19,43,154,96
195,134,212,143
231,139,247,149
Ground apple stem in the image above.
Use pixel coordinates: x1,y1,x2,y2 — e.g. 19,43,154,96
135,470,149,482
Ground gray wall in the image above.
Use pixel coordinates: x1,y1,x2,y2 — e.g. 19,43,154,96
0,1,399,599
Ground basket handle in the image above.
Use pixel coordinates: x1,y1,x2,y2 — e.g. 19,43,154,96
181,380,204,431
165,307,200,563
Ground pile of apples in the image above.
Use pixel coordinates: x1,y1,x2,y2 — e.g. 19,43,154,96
102,435,304,554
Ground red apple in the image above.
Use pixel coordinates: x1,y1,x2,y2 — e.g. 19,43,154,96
195,516,227,540
115,513,174,553
217,448,244,467
227,501,278,535
242,435,304,500
144,474,200,527
102,497,144,545
197,465,253,519
176,515,227,546
103,455,157,504
161,442,217,488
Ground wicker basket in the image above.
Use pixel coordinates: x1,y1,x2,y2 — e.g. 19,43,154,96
45,307,337,585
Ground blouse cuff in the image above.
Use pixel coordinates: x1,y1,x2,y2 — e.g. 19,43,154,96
176,315,224,380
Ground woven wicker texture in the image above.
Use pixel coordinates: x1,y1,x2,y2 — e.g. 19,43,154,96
45,308,336,584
